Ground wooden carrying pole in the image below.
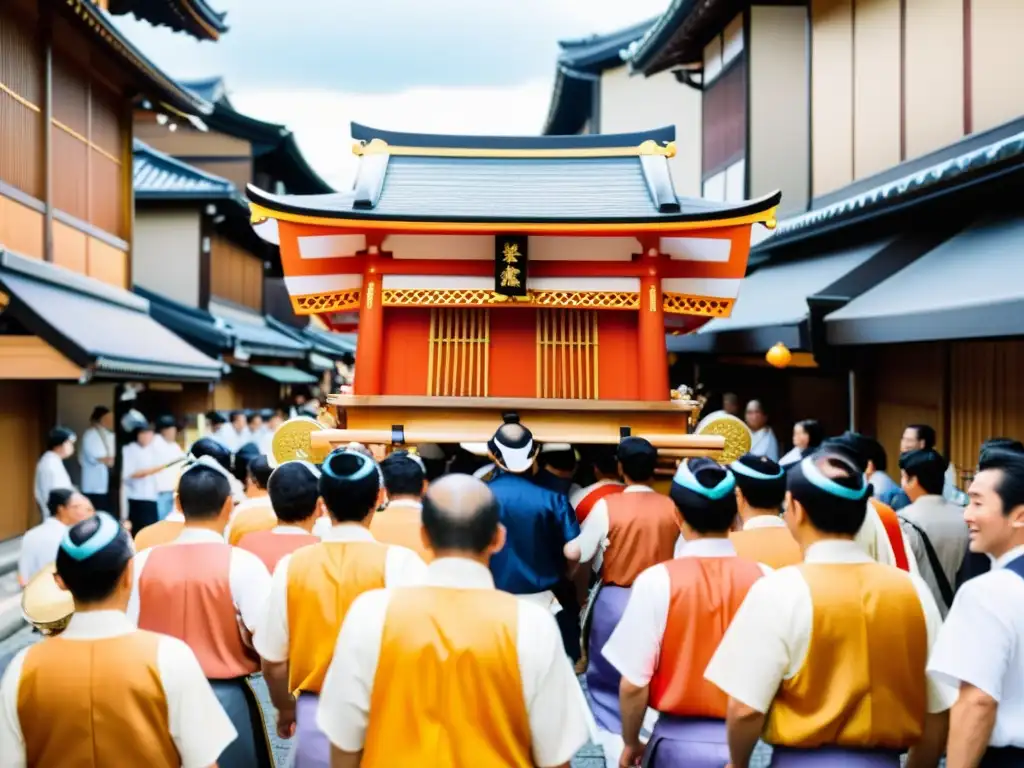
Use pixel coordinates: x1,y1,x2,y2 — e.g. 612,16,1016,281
310,429,724,453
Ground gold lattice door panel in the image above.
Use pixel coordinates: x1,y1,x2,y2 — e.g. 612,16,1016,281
427,308,490,396
536,309,599,399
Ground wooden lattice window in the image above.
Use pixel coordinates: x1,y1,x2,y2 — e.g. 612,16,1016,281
536,309,599,399
427,308,490,396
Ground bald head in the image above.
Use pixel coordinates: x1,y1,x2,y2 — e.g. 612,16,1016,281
422,474,500,554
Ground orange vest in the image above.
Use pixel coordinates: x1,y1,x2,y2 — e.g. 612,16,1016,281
602,491,681,587
649,556,763,717
286,540,389,693
237,529,319,573
574,482,626,523
870,498,910,571
362,588,532,768
18,630,180,767
729,524,802,569
137,542,259,679
370,503,432,562
227,501,276,546
134,519,184,551
763,563,928,748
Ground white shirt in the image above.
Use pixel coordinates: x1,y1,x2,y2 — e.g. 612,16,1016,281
152,435,185,494
33,452,72,518
570,485,653,564
743,515,787,530
126,528,272,633
122,442,159,502
17,517,68,585
208,427,239,454
0,610,235,768
223,496,274,543
79,426,114,495
855,500,919,575
927,544,1024,747
568,480,623,512
256,429,274,457
253,523,428,663
778,446,802,466
315,557,591,766
604,538,771,688
750,428,780,461
704,539,956,716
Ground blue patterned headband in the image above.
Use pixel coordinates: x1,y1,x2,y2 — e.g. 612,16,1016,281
322,449,376,482
673,460,736,500
730,459,785,481
60,512,119,562
799,455,869,501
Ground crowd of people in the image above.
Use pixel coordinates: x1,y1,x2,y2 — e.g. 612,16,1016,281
4,409,1024,768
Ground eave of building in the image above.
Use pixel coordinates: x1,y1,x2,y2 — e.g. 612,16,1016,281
107,0,229,42
627,0,746,77
541,17,657,135
60,0,213,118
132,140,247,209
177,80,334,195
755,122,1024,253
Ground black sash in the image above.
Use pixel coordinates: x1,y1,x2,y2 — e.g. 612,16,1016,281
900,518,955,608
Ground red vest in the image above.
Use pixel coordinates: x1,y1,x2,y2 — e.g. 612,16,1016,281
237,529,319,574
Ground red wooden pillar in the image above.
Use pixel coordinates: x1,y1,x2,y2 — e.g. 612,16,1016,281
638,250,669,401
353,255,384,395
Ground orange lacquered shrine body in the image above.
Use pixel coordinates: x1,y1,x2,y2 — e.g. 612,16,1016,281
247,125,780,449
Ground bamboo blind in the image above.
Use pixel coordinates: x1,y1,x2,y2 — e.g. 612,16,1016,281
536,309,599,399
427,308,490,397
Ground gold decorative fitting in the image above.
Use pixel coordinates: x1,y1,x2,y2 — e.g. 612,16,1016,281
291,289,361,315
365,280,376,309
381,288,639,310
662,293,735,318
648,285,657,312
349,139,677,160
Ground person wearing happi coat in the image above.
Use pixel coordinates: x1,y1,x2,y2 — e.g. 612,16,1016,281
127,461,275,768
370,450,433,562
601,458,763,768
728,453,802,569
704,450,954,768
316,473,591,768
927,448,1024,767
483,417,583,659
253,448,427,768
570,445,626,524
236,461,322,573
0,513,236,767
225,454,276,546
134,439,240,551
825,432,917,573
563,437,682,759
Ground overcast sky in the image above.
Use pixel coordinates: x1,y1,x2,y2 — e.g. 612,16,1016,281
114,0,670,189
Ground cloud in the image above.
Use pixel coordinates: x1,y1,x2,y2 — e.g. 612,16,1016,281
115,0,669,93
230,80,554,190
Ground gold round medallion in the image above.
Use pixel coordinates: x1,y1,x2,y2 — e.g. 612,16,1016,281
270,417,331,467
22,562,74,636
695,410,752,465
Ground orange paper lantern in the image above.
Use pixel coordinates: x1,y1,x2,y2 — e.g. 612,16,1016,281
766,342,792,369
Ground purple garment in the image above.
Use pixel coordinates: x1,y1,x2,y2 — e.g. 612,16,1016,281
295,693,330,768
769,746,901,767
644,716,729,768
584,585,632,733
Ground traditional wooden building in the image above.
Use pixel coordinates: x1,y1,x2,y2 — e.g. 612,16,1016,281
106,0,228,41
632,0,1024,478
132,141,354,416
0,0,224,538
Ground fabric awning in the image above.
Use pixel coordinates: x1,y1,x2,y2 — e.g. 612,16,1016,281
250,365,319,384
0,250,222,381
667,239,891,354
826,214,1024,345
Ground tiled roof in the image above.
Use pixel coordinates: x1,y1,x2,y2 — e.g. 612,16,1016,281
133,140,246,204
759,128,1024,250
177,76,229,106
107,0,228,42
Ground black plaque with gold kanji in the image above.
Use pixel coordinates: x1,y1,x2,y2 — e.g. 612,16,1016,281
494,234,528,297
